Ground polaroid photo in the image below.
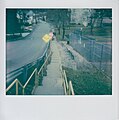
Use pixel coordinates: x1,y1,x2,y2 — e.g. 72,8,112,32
0,0,119,120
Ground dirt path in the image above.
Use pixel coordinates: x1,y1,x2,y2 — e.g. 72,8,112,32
57,41,94,72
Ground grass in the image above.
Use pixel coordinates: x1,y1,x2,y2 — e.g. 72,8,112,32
63,66,112,95
55,24,82,41
55,24,112,95
83,26,112,36
55,24,112,42
82,25,112,42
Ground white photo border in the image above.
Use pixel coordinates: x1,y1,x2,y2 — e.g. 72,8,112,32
0,0,119,120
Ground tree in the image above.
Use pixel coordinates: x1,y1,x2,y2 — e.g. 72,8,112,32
6,9,21,34
71,9,91,26
88,9,112,34
71,9,112,35
89,9,97,35
47,9,71,39
97,9,112,27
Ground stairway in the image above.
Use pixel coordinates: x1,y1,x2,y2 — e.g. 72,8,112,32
34,41,64,95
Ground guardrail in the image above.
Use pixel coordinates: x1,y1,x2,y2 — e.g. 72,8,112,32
7,42,50,86
6,51,52,95
60,66,75,95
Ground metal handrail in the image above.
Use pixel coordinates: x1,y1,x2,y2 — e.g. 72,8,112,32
6,50,52,95
6,69,37,95
63,70,69,90
6,79,24,95
6,42,50,85
6,79,18,93
69,81,75,95
6,49,74,95
38,51,52,75
23,68,37,88
62,69,75,95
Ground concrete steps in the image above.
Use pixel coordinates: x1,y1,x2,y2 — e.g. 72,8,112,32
34,41,64,95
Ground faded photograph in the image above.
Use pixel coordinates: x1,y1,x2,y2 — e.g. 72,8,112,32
6,8,112,95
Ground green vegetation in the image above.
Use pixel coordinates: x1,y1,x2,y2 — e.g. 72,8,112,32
63,67,112,95
83,26,112,36
56,23,112,42
82,25,112,42
56,24,81,40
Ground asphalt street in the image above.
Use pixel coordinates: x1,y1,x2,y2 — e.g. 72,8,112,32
6,21,51,74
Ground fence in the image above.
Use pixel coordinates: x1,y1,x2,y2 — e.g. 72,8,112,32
6,50,52,95
6,42,51,95
69,33,112,78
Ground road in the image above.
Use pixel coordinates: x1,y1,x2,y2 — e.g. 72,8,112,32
6,21,51,74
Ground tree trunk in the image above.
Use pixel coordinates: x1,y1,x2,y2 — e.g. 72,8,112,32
100,18,103,28
90,18,93,35
62,26,65,39
91,25,93,35
58,27,60,35
90,18,96,35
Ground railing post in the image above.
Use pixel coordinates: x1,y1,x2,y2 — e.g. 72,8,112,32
41,69,43,77
90,40,92,62
44,63,46,74
68,83,71,95
48,52,51,64
100,44,104,70
23,66,28,82
69,81,75,95
64,70,68,90
22,88,25,95
16,80,18,95
35,69,39,86
36,60,39,69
